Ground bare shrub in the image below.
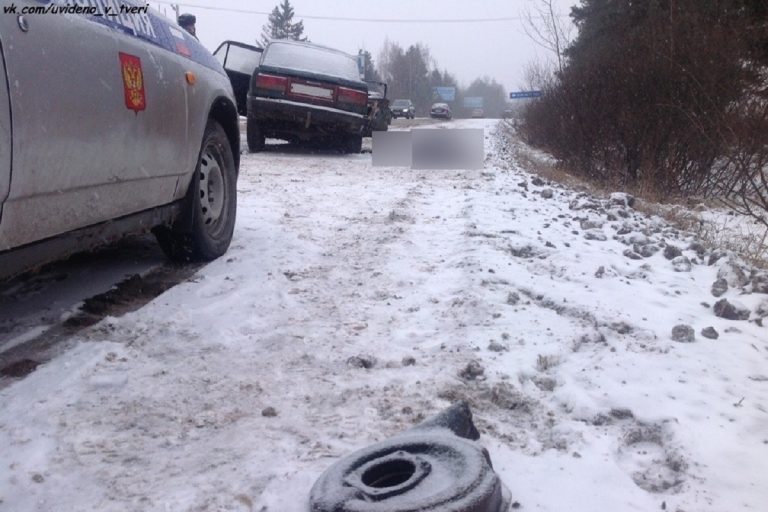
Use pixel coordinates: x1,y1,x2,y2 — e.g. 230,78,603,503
536,354,561,372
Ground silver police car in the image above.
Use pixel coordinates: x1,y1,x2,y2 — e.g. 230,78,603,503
0,0,240,278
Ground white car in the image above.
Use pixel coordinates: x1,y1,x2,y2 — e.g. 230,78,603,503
0,0,240,279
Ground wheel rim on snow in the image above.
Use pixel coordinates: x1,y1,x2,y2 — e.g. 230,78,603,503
198,146,226,227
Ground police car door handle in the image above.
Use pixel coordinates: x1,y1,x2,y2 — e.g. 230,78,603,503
17,15,29,32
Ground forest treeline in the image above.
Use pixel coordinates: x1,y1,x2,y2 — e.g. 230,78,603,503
520,0,768,225
361,41,507,118
259,0,510,118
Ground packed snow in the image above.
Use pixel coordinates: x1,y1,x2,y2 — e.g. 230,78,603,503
0,119,767,512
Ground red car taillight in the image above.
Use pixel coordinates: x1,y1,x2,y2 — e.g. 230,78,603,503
255,74,288,94
337,87,367,106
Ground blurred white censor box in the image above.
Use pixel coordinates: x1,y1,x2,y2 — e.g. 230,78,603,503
372,129,484,169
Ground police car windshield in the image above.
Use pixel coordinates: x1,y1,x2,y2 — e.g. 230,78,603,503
262,42,360,82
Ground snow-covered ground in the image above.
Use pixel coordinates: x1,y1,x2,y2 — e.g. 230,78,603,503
0,237,165,354
1,119,767,511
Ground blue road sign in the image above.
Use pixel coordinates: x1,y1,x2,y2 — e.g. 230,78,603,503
462,96,484,108
509,91,542,99
433,87,456,102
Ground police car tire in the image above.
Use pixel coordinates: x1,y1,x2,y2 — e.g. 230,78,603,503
156,120,237,262
247,118,265,152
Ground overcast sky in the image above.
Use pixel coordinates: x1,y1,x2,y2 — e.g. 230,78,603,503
150,0,578,94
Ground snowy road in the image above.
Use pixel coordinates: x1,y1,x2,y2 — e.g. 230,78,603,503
1,119,767,511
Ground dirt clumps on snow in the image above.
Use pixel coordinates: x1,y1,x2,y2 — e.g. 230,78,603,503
711,278,729,297
569,196,600,212
619,423,687,493
346,355,377,369
717,259,750,287
608,322,633,335
487,341,508,353
756,299,768,318
459,360,485,381
663,245,683,260
623,249,643,260
507,245,545,259
713,299,751,320
438,382,533,415
671,256,692,272
751,272,768,294
532,376,557,392
636,243,660,258
488,382,533,411
584,230,608,241
671,325,695,343
610,408,635,420
535,354,562,371
580,219,604,230
610,192,636,208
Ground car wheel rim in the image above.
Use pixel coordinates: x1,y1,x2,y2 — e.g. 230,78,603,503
198,147,226,228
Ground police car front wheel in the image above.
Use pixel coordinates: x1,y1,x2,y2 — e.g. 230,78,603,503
155,119,237,262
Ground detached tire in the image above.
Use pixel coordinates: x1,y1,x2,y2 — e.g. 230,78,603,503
247,117,265,152
155,119,237,262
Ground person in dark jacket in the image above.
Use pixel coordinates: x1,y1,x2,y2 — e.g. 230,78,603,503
177,13,197,39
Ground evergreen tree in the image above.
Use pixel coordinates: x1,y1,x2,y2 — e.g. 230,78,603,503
358,50,381,82
378,41,464,114
403,45,432,112
260,0,307,46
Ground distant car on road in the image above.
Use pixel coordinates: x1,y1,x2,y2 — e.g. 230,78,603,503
0,1,240,279
391,99,416,119
471,108,485,118
430,103,453,120
246,40,368,153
